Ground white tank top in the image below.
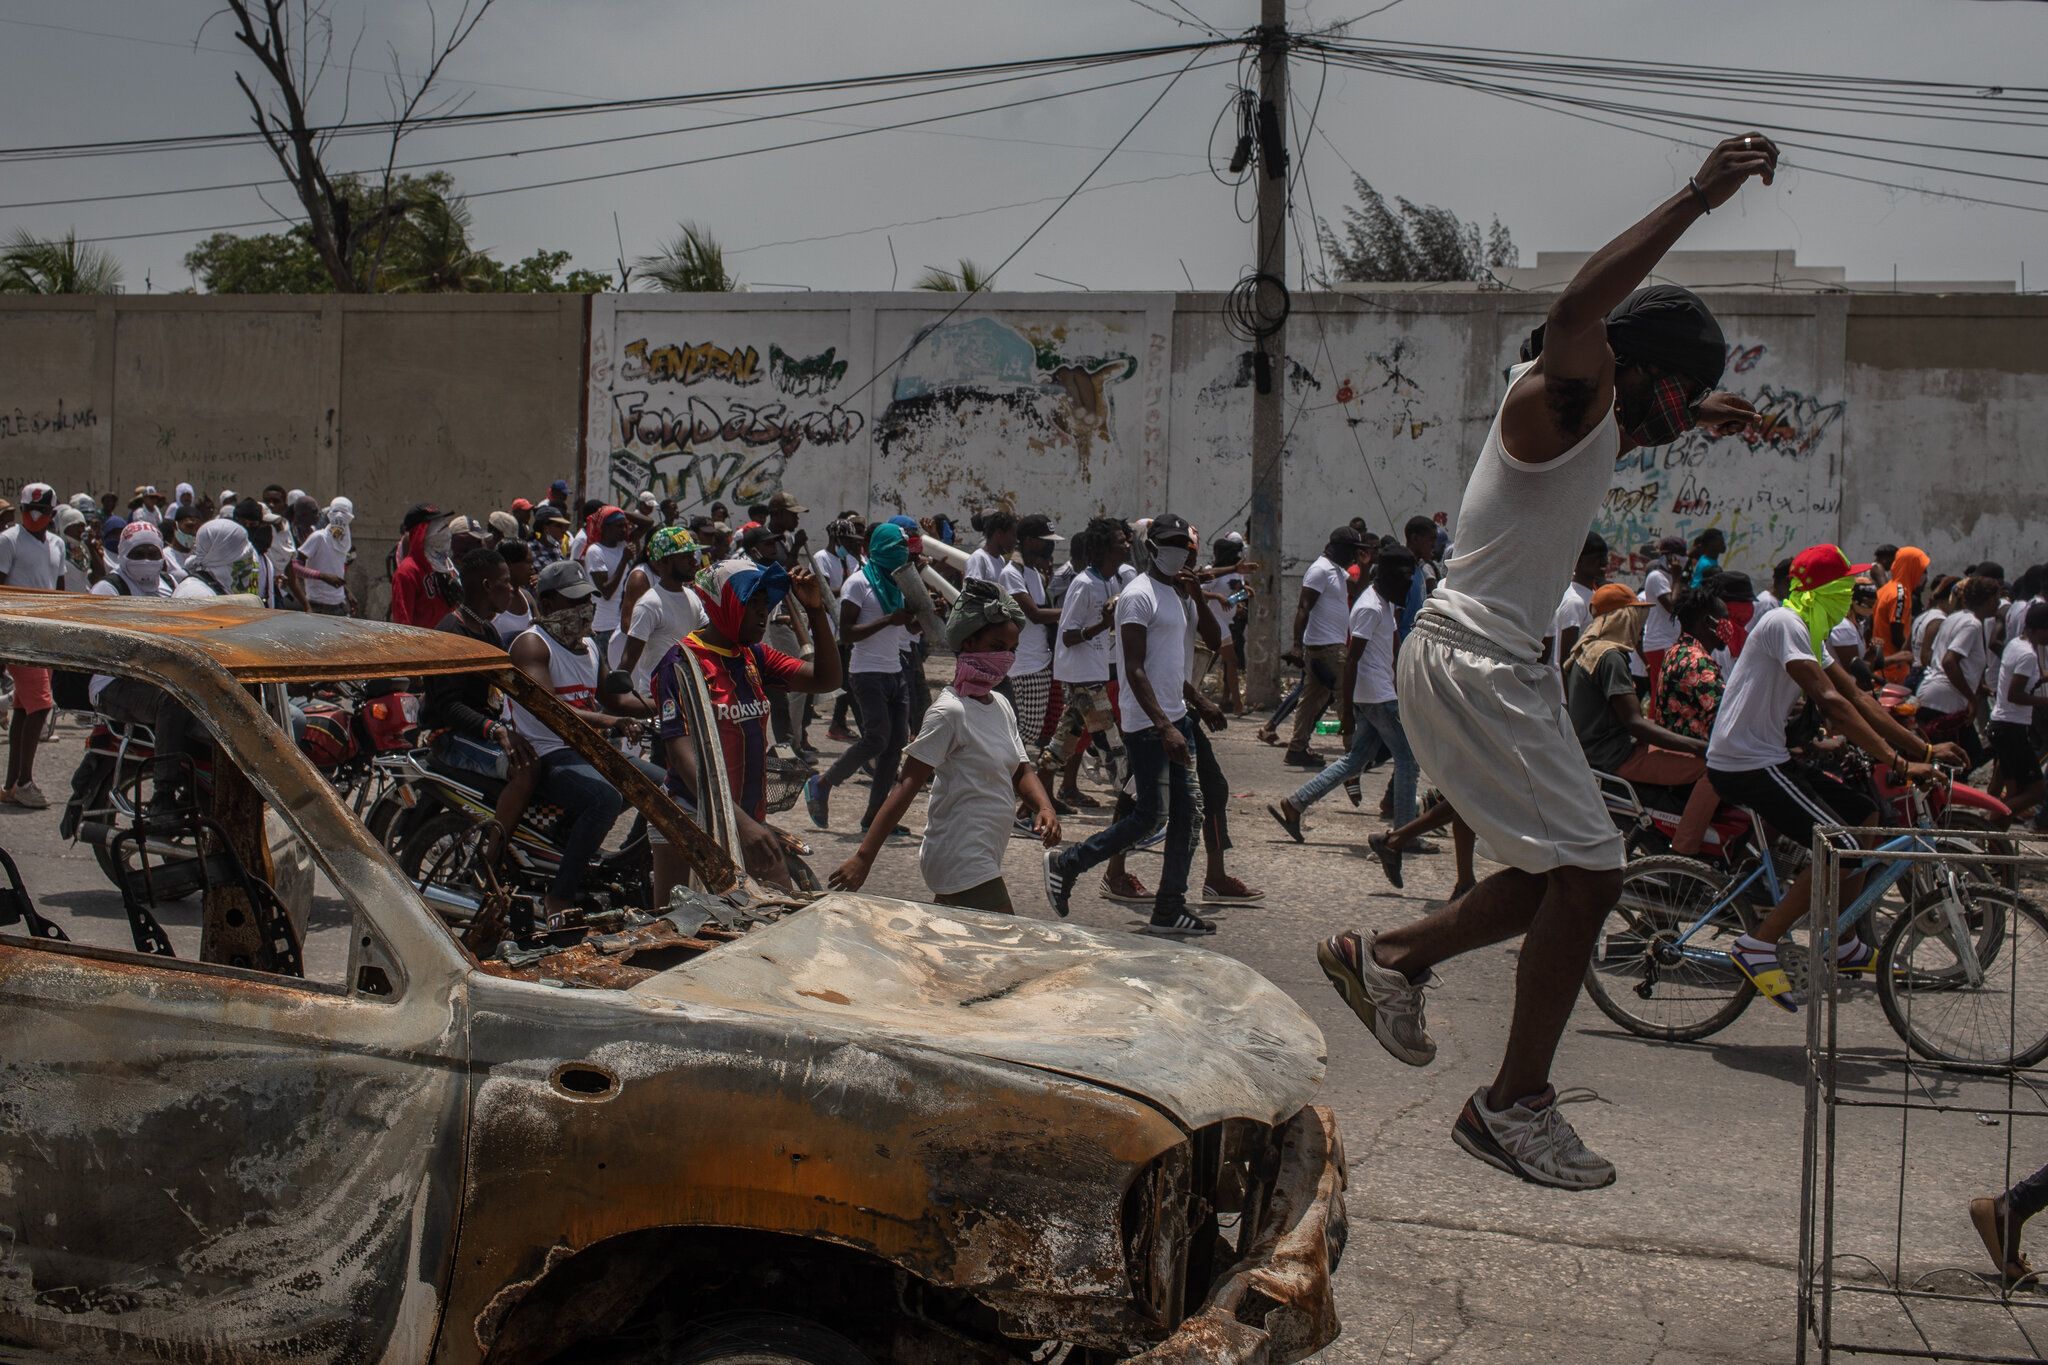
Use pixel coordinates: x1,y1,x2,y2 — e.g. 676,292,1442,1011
509,626,598,759
493,590,534,645
1428,361,1617,660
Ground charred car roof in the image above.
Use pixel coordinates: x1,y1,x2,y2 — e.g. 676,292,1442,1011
0,589,506,682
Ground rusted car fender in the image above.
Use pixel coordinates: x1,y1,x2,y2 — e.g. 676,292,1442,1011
440,978,1192,1365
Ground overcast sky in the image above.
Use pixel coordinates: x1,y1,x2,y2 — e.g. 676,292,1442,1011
4,0,2043,295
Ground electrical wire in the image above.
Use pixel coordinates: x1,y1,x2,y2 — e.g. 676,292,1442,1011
835,47,1209,411
0,51,1210,213
0,40,1224,164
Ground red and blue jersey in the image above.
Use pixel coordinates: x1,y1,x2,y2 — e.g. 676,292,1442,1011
654,635,802,821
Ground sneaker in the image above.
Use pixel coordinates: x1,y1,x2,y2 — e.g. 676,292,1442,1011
1267,802,1305,843
1139,908,1216,937
1315,930,1435,1066
1284,750,1326,770
1099,876,1154,905
1728,939,1801,1013
803,775,829,830
1043,848,1074,918
1451,1086,1617,1191
1367,832,1405,890
826,726,857,743
1202,878,1265,905
1012,817,1040,838
8,781,49,811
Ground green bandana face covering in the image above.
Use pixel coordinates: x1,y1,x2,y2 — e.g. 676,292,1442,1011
1786,576,1854,659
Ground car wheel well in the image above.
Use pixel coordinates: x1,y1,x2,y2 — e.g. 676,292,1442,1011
485,1226,1028,1365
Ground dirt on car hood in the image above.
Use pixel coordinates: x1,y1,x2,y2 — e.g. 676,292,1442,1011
627,895,1326,1130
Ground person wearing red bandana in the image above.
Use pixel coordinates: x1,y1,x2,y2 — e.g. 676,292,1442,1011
0,483,75,808
652,556,840,897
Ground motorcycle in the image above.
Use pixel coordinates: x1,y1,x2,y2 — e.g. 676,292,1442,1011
63,678,419,902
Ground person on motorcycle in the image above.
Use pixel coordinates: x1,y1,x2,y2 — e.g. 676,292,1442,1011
1708,545,1970,1011
507,559,664,921
651,557,841,900
422,546,540,860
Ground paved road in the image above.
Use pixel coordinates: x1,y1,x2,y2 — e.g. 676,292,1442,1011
7,707,2041,1363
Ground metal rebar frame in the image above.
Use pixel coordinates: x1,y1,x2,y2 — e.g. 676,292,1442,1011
1799,824,2048,1364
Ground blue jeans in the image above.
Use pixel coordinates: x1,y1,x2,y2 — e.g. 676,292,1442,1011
1055,716,1202,917
1288,699,1417,824
534,745,667,901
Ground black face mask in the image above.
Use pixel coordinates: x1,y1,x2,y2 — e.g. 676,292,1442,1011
246,523,274,553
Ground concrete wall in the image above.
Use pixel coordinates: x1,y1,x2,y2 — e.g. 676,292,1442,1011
2,291,2040,612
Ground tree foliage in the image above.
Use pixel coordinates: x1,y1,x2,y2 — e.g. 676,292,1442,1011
0,229,126,294
913,258,994,292
1316,176,1519,284
183,172,607,293
635,222,734,293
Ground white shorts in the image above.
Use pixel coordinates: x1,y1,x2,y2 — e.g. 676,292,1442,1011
1396,613,1625,874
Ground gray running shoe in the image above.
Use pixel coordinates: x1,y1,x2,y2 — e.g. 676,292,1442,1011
1316,930,1435,1065
1451,1086,1617,1191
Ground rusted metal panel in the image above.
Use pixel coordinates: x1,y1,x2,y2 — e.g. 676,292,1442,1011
0,943,469,1365
627,896,1328,1129
437,977,1190,1365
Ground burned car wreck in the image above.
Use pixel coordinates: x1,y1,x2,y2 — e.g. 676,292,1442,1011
0,594,1346,1365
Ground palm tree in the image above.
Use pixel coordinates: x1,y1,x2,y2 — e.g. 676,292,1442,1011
387,193,493,293
636,221,733,292
913,257,994,292
0,229,124,293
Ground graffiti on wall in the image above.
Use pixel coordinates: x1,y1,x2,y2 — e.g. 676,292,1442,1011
0,400,96,443
872,316,1136,513
1594,340,1845,576
606,333,863,512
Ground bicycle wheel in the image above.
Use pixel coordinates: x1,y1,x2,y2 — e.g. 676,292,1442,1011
1878,886,2048,1069
1584,854,1759,1041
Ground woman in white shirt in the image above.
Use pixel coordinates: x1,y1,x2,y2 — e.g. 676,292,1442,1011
1916,575,2002,771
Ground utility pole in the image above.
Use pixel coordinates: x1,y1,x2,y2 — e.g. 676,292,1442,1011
1244,0,1290,705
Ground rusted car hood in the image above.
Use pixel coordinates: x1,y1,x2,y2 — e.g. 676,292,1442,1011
628,896,1325,1129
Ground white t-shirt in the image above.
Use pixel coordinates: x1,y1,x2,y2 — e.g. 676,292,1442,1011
296,527,349,605
1549,580,1594,657
841,572,911,675
964,546,1007,586
626,581,709,695
1002,562,1053,678
1915,609,1949,666
1707,608,1817,772
1301,556,1351,648
1917,612,1989,714
903,688,1027,897
1054,569,1115,684
172,574,219,600
582,541,629,632
1826,618,1864,666
1112,572,1194,731
1640,568,1680,652
0,526,67,590
1990,637,2046,726
1755,589,1781,615
1206,571,1244,632
811,548,850,594
1348,586,1399,705
2006,597,2043,649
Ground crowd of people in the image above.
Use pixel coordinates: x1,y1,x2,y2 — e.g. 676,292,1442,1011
8,134,2048,1227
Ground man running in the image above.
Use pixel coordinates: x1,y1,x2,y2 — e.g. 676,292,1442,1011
1317,133,1780,1189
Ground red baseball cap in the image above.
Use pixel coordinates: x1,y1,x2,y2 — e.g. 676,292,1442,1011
511,498,532,513
1790,545,1872,592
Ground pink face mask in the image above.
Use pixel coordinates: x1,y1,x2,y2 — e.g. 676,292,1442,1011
953,650,1015,698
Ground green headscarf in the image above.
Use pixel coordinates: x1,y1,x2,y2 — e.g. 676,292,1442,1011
945,575,1027,650
862,522,908,613
1786,577,1855,660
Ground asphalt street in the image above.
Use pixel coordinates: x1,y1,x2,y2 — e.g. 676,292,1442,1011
8,705,2046,1364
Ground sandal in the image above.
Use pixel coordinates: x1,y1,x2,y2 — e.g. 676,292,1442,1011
1973,1197,2037,1282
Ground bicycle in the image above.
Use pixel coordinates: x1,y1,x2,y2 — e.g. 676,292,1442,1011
1584,767,2048,1069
